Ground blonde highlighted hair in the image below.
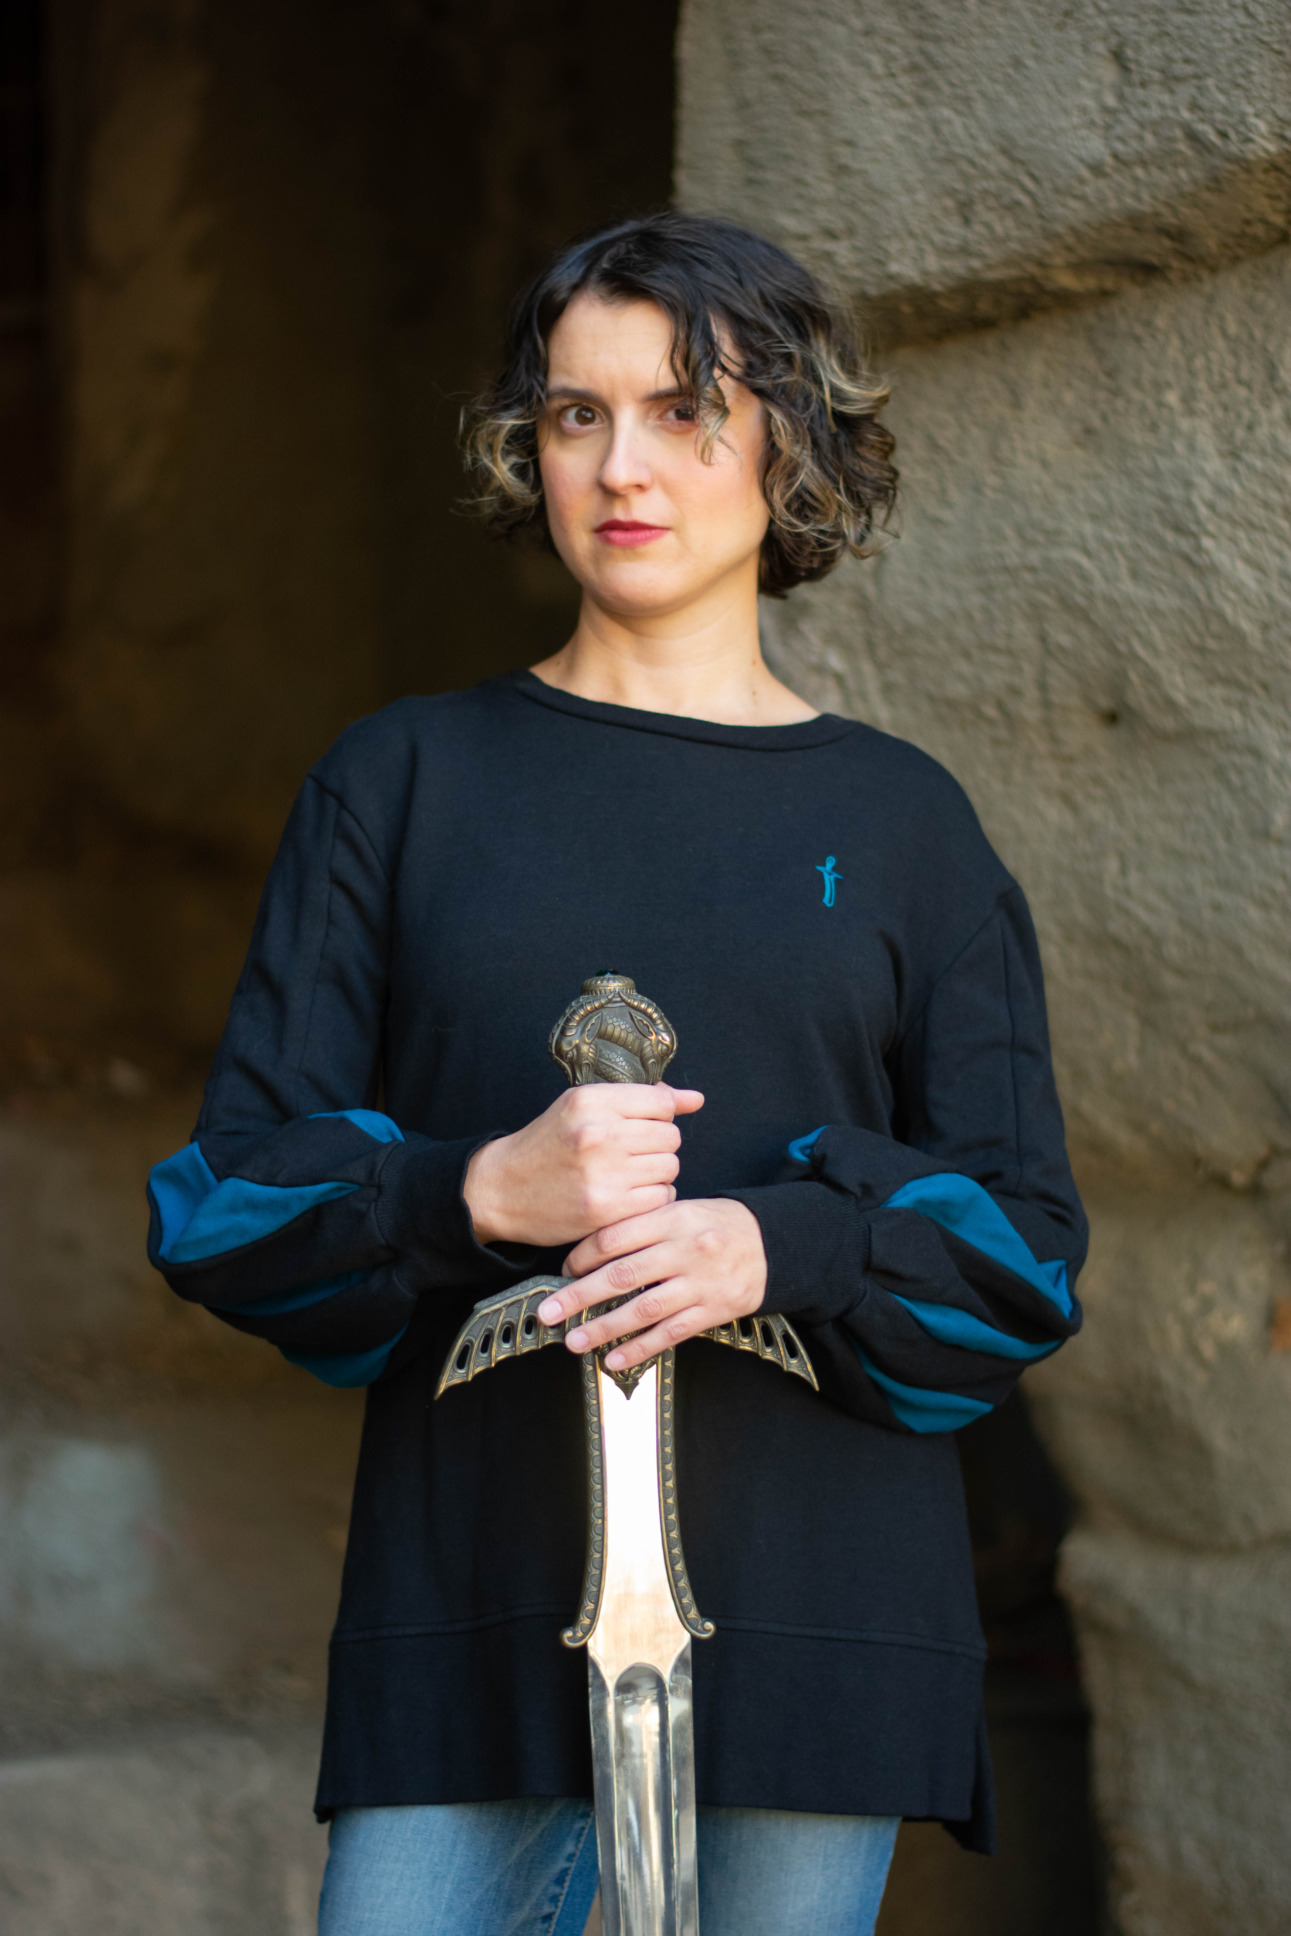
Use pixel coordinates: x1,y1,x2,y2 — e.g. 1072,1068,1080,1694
460,211,896,599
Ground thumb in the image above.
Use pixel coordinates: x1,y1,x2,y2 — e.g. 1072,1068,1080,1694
664,1086,705,1116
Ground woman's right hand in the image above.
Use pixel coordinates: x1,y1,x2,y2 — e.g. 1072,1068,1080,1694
462,1084,704,1249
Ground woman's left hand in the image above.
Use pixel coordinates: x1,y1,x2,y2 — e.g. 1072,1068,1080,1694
536,1199,767,1373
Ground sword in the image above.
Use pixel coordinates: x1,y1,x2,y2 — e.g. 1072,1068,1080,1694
437,974,817,1935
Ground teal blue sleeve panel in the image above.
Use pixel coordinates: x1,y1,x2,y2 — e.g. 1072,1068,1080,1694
723,889,1086,1433
144,778,535,1387
146,1105,500,1385
150,1111,398,1265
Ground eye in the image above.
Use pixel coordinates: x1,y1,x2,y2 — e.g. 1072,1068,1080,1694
662,400,698,426
558,403,600,430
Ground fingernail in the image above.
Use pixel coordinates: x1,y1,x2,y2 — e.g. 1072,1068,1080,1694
567,1328,589,1351
604,1350,625,1369
538,1300,562,1324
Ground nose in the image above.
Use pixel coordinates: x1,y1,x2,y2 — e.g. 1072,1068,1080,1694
597,415,652,498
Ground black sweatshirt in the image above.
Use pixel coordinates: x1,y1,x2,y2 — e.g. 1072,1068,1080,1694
147,672,1087,1849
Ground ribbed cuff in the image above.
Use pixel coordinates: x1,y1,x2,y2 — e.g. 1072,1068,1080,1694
719,1178,870,1323
375,1133,541,1289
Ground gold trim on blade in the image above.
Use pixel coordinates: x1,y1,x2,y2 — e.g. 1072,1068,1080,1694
562,1353,608,1647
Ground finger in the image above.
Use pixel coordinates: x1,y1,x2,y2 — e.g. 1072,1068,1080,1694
612,1182,678,1225
665,1087,705,1116
538,1236,685,1328
562,1204,681,1279
619,1166,680,1203
596,1084,703,1122
574,1237,686,1316
602,1305,709,1370
565,1268,690,1350
623,1138,681,1169
620,1119,683,1156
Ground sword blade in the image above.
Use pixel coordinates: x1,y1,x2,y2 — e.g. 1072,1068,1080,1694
586,1358,700,1936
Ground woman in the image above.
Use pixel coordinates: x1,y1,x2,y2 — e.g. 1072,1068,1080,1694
147,213,1086,1935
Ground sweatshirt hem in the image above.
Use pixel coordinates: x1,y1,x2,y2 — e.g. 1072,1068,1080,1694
315,1619,992,1848
329,1610,985,1662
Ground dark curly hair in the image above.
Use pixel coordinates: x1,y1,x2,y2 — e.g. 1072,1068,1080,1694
460,211,897,599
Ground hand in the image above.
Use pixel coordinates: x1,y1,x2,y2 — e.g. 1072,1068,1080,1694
462,1084,704,1249
537,1199,767,1372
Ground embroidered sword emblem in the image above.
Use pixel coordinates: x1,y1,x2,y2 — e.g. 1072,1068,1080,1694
816,855,842,906
437,974,817,1936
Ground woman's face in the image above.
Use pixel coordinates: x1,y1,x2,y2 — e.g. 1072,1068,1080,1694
537,295,770,621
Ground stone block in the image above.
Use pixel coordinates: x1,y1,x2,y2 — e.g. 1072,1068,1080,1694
1,1097,265,1369
677,0,1291,341
0,1732,326,1936
1060,1531,1291,1933
1027,1178,1291,1548
0,1099,361,1745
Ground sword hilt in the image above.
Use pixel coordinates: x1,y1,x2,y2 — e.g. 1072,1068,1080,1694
548,972,682,1395
436,974,818,1650
437,969,818,1397
549,970,679,1091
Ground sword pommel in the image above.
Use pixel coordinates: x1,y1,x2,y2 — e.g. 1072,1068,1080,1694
550,971,679,1087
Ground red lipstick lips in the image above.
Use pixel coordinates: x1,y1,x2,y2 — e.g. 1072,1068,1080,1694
594,519,668,548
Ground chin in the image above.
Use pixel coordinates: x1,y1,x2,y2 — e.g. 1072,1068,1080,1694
597,579,701,621
585,560,696,613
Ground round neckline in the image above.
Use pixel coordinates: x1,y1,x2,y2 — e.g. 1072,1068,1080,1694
503,669,858,751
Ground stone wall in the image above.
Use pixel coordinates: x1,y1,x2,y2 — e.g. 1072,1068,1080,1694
677,4,1291,1932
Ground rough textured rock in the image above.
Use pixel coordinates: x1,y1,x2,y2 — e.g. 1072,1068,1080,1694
678,7,1291,1929
0,1096,361,1928
1032,1169,1291,1931
678,0,1291,343
0,1733,325,1935
1059,1535,1291,1935
0,1101,363,1721
1029,1174,1291,1551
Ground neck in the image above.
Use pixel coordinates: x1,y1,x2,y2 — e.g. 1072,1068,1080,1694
531,583,818,728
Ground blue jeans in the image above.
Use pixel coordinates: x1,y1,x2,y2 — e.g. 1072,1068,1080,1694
319,1797,898,1936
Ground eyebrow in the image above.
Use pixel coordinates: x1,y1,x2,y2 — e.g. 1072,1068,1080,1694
545,384,689,406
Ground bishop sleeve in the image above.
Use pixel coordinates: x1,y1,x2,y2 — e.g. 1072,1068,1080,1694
145,774,526,1387
723,885,1087,1432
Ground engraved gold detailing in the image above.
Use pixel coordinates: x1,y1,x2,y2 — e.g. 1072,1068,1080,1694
591,1291,651,1397
562,1353,608,1647
550,972,679,1088
701,1311,819,1390
657,1348,713,1639
436,1284,819,1401
602,1357,650,1397
433,1278,571,1397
